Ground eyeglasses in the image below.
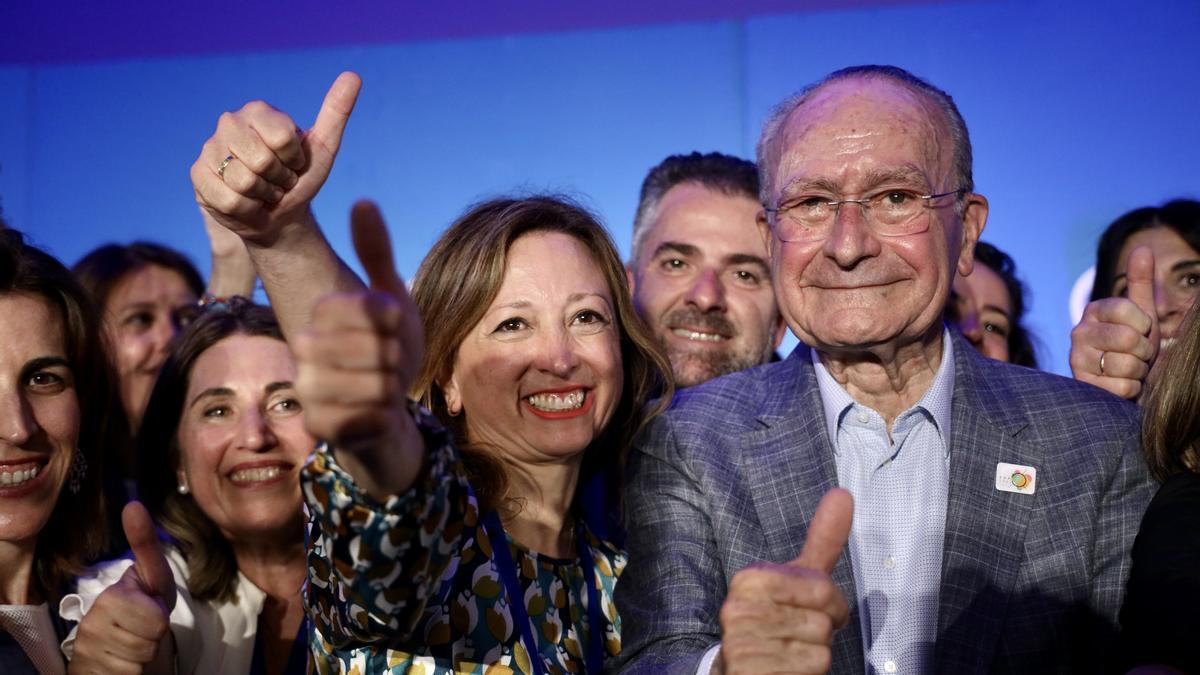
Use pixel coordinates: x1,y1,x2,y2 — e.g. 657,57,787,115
764,188,965,242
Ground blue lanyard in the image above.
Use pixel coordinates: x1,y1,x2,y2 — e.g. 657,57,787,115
481,510,606,675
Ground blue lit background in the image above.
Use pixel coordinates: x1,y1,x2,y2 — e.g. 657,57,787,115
1,0,1197,374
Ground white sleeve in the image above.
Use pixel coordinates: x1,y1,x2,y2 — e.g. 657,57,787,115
697,643,722,674
58,548,201,671
58,557,135,659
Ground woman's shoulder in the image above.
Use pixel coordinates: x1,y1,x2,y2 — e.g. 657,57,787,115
1134,471,1200,560
1155,470,1200,496
1144,472,1200,520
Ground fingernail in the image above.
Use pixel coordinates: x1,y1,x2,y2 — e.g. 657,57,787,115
271,188,285,202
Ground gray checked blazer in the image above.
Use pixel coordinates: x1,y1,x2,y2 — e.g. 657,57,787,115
614,330,1155,674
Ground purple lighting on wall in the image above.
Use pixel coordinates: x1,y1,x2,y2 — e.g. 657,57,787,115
1,0,961,65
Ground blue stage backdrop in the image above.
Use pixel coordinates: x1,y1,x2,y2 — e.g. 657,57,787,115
1,0,1197,375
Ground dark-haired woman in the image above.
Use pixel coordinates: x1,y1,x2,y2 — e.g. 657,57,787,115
74,220,258,557
0,230,112,673
61,300,313,674
1118,300,1200,673
73,241,204,434
1071,199,1200,400
72,218,255,435
947,241,1041,368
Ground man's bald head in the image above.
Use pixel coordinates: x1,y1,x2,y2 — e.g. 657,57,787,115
756,65,973,209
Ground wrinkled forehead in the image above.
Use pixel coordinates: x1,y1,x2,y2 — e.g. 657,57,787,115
771,78,955,196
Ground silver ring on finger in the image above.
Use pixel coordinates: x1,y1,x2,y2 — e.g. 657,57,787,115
217,154,234,180
1099,350,1107,375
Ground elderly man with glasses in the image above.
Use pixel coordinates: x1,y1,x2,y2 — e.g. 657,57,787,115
615,65,1155,675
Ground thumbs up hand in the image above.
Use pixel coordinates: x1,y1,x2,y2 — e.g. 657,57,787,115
1070,246,1160,400
715,488,853,675
69,502,177,674
190,72,362,247
293,201,427,499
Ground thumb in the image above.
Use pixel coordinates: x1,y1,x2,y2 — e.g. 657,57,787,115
791,488,853,574
308,71,362,159
122,501,176,611
1125,246,1160,352
350,200,407,298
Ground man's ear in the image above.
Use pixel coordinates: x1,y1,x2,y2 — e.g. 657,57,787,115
771,312,788,350
956,193,988,277
760,209,788,352
757,209,776,261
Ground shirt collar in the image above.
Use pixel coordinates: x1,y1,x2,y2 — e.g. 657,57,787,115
811,328,956,455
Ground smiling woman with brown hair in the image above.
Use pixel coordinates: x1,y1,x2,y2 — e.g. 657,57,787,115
0,229,112,674
61,299,316,674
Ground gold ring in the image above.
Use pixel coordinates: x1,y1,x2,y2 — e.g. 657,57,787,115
217,154,234,179
1099,351,1107,375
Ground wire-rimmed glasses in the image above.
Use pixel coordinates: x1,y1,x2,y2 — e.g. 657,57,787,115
764,188,964,242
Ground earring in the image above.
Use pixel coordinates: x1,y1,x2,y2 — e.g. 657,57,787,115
68,449,87,495
177,482,190,495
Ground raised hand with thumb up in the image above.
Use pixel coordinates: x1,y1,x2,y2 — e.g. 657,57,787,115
69,502,177,674
715,488,853,675
1070,246,1160,400
293,201,428,501
190,72,362,248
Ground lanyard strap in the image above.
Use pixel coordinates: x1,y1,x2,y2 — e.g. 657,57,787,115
482,511,606,674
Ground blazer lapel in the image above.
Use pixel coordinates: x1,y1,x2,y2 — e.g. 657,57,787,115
740,348,865,674
935,332,1038,672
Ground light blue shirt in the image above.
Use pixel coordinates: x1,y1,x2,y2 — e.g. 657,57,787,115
812,331,954,675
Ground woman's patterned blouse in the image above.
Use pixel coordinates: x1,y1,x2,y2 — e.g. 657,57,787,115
302,407,625,674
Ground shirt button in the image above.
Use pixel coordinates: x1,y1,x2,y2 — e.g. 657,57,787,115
856,412,870,424
883,556,895,569
884,659,898,673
